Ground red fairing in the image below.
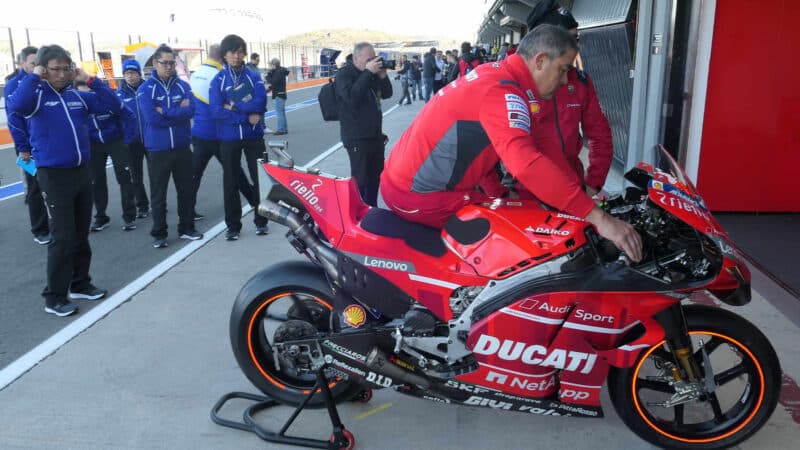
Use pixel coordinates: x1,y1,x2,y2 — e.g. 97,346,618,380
443,202,590,278
459,292,678,407
264,162,347,244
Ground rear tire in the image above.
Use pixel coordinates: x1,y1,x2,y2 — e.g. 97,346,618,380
230,261,362,407
608,305,781,449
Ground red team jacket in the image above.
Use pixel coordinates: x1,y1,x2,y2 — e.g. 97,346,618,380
381,54,597,228
554,67,613,191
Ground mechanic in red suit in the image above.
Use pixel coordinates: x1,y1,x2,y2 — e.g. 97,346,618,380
527,0,613,196
380,25,642,261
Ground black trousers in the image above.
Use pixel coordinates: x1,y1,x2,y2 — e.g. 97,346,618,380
220,139,268,232
191,137,254,209
399,79,411,104
344,137,385,207
24,169,49,236
37,165,94,306
147,148,195,239
90,138,136,222
128,141,150,211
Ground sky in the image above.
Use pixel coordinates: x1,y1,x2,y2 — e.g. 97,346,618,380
2,0,491,43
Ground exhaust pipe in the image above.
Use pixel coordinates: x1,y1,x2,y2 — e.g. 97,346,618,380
257,200,340,280
366,347,430,389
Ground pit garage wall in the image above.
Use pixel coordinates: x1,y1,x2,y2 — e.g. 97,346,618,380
696,0,800,212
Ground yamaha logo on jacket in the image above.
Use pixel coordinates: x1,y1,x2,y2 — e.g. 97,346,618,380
137,70,194,151
6,74,118,169
209,65,267,142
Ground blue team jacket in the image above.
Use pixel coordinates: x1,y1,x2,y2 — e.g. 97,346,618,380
117,81,144,145
87,88,127,144
209,65,267,142
7,75,118,168
190,61,223,141
137,70,194,151
4,71,32,153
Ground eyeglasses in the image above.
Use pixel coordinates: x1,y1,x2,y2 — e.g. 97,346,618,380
47,66,72,74
157,60,176,67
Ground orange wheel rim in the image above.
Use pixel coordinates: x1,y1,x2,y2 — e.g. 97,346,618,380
246,292,336,394
631,331,766,444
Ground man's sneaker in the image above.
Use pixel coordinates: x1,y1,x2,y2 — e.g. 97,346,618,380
193,212,205,221
136,209,150,219
33,233,52,245
180,230,204,241
225,230,240,241
255,225,269,236
45,301,78,317
69,285,107,301
153,238,168,249
122,221,137,231
90,217,110,232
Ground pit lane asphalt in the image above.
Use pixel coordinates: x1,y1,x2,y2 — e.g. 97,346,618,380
0,80,401,371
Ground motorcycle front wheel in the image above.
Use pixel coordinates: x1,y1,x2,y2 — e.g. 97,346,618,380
608,304,781,450
229,261,362,407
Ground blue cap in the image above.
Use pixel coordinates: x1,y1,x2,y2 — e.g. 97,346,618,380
122,59,141,74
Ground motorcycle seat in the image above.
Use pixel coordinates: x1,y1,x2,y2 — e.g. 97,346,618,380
359,208,447,257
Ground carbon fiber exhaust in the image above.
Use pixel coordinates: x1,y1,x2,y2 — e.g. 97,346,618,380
366,347,430,389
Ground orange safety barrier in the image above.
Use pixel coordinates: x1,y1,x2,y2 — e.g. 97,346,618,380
0,77,333,147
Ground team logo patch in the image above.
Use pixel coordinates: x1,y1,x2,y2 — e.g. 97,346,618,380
466,71,479,82
506,102,528,113
508,111,531,127
525,89,536,102
530,103,541,114
509,121,531,133
342,305,367,327
651,180,664,191
505,93,526,104
567,84,575,94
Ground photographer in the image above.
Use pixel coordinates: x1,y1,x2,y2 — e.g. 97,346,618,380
334,42,393,206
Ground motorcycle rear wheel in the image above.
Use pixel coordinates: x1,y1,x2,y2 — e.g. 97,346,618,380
230,261,362,407
608,305,781,449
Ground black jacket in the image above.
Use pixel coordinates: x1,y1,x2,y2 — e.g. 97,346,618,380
398,60,412,77
266,66,289,99
422,53,439,78
411,61,422,80
446,62,459,83
334,62,393,145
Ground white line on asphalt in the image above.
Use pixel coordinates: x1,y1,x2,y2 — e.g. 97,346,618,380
300,104,401,169
0,205,251,391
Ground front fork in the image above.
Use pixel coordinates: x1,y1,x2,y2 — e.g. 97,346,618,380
655,303,703,382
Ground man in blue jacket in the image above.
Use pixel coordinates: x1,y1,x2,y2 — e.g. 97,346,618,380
210,35,269,241
4,46,50,245
78,78,137,232
190,44,253,220
117,59,150,219
138,44,203,248
7,44,111,317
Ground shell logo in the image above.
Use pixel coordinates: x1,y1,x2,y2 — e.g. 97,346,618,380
530,103,541,114
342,305,366,327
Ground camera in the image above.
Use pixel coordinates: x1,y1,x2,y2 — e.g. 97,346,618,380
378,58,396,70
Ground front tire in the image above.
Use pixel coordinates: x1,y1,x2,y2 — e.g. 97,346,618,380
229,261,362,407
608,305,781,449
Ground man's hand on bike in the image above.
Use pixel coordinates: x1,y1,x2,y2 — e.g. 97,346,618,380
585,206,643,262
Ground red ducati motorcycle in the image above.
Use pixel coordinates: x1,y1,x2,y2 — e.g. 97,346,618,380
228,144,780,449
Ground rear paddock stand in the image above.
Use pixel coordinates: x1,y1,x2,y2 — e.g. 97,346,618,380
211,368,355,449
